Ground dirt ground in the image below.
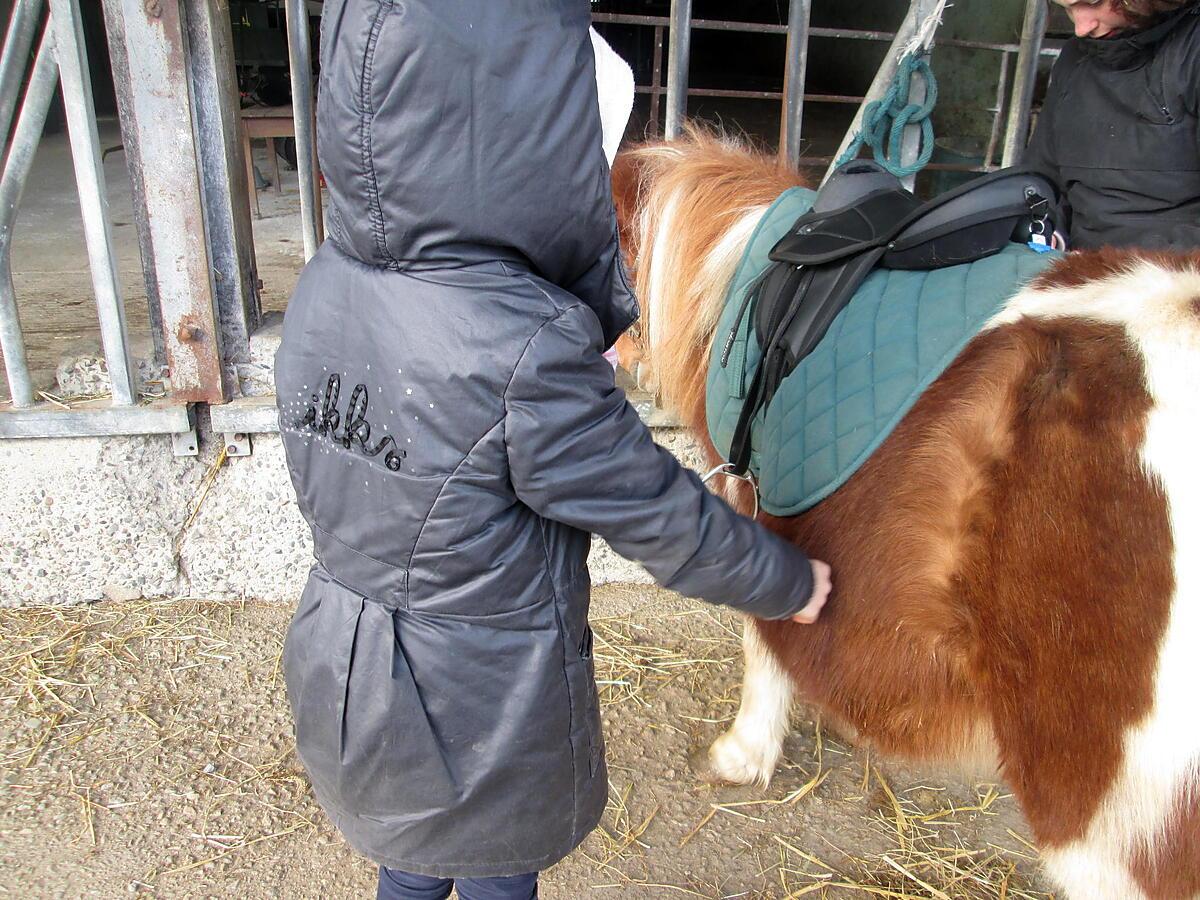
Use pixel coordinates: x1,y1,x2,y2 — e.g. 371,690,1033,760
1,585,1054,899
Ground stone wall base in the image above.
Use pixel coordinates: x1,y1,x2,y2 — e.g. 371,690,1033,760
0,419,703,606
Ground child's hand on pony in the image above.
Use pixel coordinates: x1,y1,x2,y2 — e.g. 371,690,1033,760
793,560,831,624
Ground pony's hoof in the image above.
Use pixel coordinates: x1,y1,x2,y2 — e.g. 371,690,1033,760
705,729,777,787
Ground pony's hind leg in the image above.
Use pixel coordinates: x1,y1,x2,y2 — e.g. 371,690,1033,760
707,619,793,786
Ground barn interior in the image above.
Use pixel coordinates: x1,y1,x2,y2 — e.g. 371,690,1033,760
0,4,1086,896
0,0,1075,399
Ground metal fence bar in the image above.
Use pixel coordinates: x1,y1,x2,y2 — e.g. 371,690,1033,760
781,0,812,168
648,25,663,134
101,0,164,370
596,8,1061,167
680,87,783,100
636,84,865,104
0,24,55,409
794,93,862,105
284,0,320,261
0,0,44,147
664,0,692,139
983,50,1012,170
0,400,193,438
797,157,1022,173
48,0,136,406
593,13,1038,54
1002,0,1047,167
594,12,783,34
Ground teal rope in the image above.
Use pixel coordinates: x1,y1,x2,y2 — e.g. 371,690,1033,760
837,52,938,178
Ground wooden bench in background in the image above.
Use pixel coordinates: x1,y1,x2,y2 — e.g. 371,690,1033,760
240,104,324,244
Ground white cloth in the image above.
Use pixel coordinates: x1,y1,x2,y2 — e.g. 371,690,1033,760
590,27,635,165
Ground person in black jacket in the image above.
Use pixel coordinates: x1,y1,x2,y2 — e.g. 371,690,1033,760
1024,0,1200,249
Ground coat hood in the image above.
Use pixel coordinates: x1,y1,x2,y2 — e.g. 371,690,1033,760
317,1,638,345
1075,1,1199,69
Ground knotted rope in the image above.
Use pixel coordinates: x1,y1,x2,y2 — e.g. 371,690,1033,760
836,51,939,178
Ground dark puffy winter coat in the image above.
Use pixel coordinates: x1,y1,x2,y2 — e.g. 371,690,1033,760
1024,3,1200,250
273,0,817,879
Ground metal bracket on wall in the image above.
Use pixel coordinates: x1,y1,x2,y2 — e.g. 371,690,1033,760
222,430,252,458
170,405,199,457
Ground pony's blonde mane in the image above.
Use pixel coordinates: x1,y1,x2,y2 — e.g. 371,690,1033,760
622,126,808,426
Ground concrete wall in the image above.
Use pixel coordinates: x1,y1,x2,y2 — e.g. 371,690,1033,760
0,420,707,607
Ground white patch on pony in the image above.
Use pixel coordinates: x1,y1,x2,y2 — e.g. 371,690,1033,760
993,259,1200,893
696,206,769,340
988,260,1200,337
708,620,793,786
645,189,680,364
1041,845,1149,900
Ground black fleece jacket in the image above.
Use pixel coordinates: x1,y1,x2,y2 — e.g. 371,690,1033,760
1024,3,1200,250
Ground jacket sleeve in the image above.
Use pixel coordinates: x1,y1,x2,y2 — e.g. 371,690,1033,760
1023,102,1059,185
503,301,815,620
1180,14,1200,118
1023,59,1073,241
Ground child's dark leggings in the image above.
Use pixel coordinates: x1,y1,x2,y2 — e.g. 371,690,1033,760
376,866,538,900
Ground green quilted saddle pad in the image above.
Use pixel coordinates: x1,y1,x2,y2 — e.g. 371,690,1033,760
706,187,1059,517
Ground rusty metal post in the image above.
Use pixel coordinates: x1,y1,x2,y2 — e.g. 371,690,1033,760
100,0,229,403
181,0,261,375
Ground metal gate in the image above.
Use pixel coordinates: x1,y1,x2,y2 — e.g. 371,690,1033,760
0,0,321,454
0,0,1051,452
593,0,1051,175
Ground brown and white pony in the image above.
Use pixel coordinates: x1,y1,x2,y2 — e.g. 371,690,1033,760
612,129,1200,899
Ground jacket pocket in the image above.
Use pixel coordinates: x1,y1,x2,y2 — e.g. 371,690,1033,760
560,622,603,780
578,626,604,777
1135,63,1176,126
549,569,604,781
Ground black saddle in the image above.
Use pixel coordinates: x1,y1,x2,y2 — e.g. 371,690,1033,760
725,161,1062,477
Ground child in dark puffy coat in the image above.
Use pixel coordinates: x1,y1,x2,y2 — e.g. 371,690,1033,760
274,4,830,898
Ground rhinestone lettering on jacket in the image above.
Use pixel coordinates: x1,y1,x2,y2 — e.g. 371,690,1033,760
297,374,407,471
